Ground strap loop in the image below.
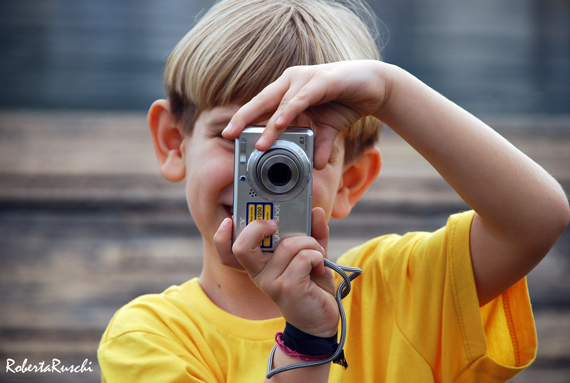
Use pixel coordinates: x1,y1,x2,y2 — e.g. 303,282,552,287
266,259,362,378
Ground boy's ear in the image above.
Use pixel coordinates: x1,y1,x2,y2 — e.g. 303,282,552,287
332,146,382,219
148,99,186,182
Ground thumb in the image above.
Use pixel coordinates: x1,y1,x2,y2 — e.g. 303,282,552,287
311,207,329,256
310,207,335,296
214,218,244,270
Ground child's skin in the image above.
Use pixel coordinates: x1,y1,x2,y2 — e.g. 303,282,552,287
220,60,569,381
151,60,569,382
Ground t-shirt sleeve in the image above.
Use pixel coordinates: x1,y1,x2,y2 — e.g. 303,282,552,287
336,210,537,382
97,297,223,383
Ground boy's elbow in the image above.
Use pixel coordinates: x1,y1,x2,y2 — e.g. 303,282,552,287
541,187,569,251
555,190,570,236
517,185,569,263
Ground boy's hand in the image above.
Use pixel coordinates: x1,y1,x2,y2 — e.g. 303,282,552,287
223,60,388,169
214,208,339,337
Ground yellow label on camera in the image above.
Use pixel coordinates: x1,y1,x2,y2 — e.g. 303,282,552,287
247,202,273,249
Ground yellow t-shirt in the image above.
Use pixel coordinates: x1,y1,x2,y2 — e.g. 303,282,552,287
98,211,537,382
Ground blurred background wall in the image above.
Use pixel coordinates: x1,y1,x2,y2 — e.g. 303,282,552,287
0,1,569,382
1,0,569,114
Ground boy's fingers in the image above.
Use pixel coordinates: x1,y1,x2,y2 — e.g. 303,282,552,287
214,218,244,270
313,127,339,170
251,85,308,151
226,69,319,151
311,207,329,255
232,219,277,278
279,248,326,281
224,67,342,168
223,77,290,140
257,236,327,295
271,74,328,128
256,76,325,151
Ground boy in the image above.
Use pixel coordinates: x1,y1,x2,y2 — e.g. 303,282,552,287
98,0,569,382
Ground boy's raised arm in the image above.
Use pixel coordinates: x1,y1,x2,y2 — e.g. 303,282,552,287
225,60,570,306
375,64,569,305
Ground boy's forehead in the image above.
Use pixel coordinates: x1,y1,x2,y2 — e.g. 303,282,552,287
197,105,241,128
196,105,271,133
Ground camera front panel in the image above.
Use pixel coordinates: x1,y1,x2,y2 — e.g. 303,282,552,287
233,127,313,251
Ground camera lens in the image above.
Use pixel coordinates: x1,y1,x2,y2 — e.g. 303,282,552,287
267,163,292,186
258,152,299,195
246,138,311,202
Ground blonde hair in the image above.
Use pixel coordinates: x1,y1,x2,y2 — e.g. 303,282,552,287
165,0,383,163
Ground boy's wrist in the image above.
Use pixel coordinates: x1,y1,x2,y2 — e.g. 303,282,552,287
280,322,338,356
275,332,335,362
274,322,347,368
372,62,401,122
268,348,331,383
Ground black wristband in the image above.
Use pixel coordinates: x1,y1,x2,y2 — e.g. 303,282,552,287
281,322,338,355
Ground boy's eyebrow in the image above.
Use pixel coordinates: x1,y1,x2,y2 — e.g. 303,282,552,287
207,115,233,130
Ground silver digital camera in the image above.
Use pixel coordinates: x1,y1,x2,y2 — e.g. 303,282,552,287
233,126,314,251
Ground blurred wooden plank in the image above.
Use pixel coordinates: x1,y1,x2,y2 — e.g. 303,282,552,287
1,110,569,383
1,110,569,202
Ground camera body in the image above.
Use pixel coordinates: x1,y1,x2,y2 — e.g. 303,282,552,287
233,126,313,251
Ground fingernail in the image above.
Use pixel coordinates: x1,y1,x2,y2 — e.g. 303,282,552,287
256,136,266,148
275,116,284,127
222,123,233,136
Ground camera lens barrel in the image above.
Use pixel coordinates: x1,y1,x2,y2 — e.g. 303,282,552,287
247,140,311,202
259,151,299,193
